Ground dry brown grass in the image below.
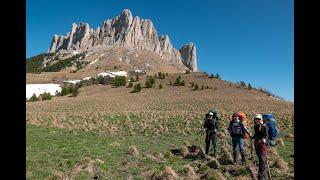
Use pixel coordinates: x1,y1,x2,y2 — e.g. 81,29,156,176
46,158,107,179
180,145,189,158
285,133,294,138
27,72,293,138
162,166,179,180
277,138,285,146
127,145,139,156
151,166,180,180
213,170,227,180
27,71,293,179
273,157,289,171
207,157,221,169
269,148,279,157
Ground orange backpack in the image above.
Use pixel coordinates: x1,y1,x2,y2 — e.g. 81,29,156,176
238,112,250,139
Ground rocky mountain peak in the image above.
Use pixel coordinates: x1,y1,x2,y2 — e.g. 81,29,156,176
48,9,198,71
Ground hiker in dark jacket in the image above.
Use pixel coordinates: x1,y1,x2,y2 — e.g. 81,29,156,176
203,111,220,157
227,112,251,163
252,114,269,180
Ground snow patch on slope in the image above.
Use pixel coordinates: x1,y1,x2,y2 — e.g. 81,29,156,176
26,84,61,100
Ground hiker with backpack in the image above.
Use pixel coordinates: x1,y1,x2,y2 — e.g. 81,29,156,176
203,109,220,157
262,114,278,146
238,112,251,139
227,112,251,163
252,114,270,180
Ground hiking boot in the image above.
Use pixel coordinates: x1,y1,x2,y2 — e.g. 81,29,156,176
233,151,238,163
240,151,246,162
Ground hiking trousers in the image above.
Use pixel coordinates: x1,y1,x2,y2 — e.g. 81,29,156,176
257,155,267,180
232,136,245,152
231,136,245,162
205,132,217,156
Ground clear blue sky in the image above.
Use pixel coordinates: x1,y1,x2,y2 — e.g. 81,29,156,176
27,0,294,102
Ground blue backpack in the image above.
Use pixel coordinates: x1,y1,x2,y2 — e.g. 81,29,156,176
262,114,278,139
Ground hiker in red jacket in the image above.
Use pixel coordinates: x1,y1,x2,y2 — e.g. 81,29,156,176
252,114,269,180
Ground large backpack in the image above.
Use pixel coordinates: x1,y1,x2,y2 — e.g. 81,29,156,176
238,112,248,126
262,114,278,139
208,109,219,118
238,112,250,139
205,109,219,131
231,121,242,135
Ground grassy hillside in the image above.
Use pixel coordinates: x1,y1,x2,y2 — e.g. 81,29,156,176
26,72,294,179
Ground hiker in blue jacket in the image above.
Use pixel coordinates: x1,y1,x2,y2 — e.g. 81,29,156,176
227,112,251,163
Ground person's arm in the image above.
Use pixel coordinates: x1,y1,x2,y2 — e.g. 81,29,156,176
203,119,207,129
251,125,256,139
215,117,220,131
264,125,269,139
241,122,250,136
260,125,269,143
227,121,232,132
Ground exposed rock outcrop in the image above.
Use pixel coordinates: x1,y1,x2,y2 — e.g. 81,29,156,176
48,9,198,71
179,43,197,72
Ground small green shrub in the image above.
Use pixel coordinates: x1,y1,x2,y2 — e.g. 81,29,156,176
132,83,142,93
29,93,40,102
114,76,126,87
41,92,52,101
145,76,156,88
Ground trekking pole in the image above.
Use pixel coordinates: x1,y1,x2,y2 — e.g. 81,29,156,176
250,138,253,160
250,138,256,166
199,127,203,150
266,156,272,180
224,130,227,148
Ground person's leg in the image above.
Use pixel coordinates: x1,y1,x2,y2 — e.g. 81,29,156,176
262,156,267,179
232,137,239,163
239,138,246,162
212,134,217,157
257,155,266,180
205,133,210,154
